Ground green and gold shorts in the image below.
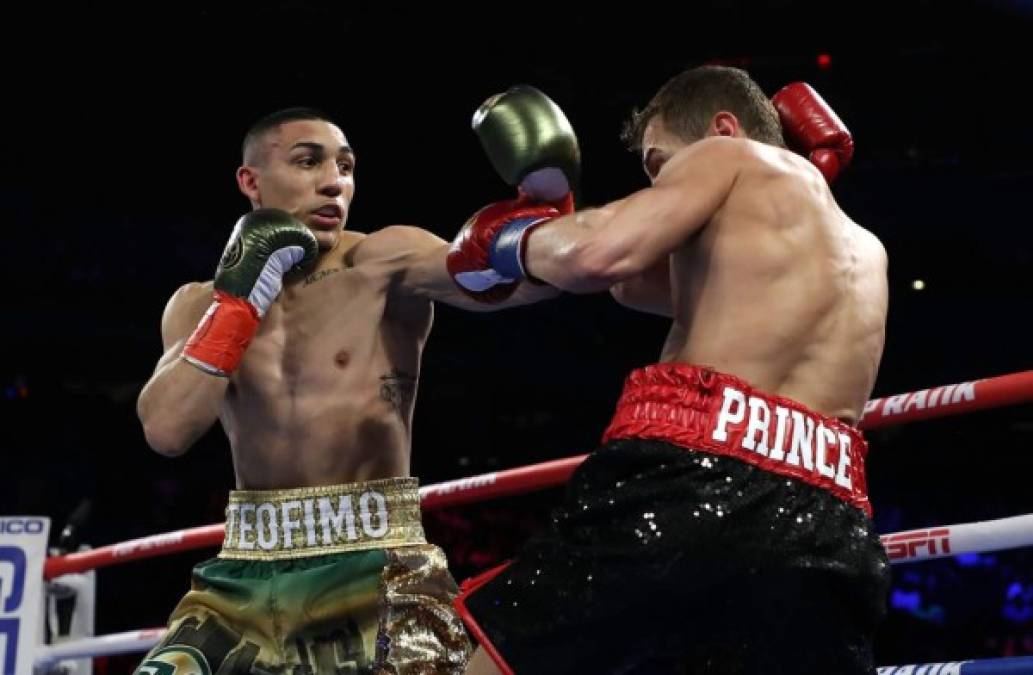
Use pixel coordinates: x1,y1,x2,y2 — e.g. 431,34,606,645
135,478,471,674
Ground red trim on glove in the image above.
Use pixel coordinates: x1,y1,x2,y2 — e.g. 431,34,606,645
182,291,260,376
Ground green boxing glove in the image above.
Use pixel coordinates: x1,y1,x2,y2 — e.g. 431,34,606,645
472,84,581,210
182,209,319,376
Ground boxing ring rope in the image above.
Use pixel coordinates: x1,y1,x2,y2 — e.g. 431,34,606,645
34,629,167,669
37,369,1033,666
877,657,1033,674
859,369,1033,430
42,503,1033,580
881,513,1033,563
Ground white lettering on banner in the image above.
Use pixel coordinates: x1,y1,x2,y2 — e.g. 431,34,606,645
786,410,815,470
835,433,853,490
359,492,390,538
709,388,858,494
303,499,317,546
238,504,256,550
281,501,302,549
226,490,400,551
815,424,837,479
862,399,880,418
769,405,790,461
742,397,771,455
256,504,278,550
225,504,239,547
320,496,357,545
711,387,746,442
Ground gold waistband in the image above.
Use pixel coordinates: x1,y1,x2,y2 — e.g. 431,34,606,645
219,478,427,560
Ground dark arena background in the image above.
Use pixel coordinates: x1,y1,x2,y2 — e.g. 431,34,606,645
4,1,1033,672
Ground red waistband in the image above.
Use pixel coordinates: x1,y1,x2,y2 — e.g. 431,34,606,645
602,363,871,516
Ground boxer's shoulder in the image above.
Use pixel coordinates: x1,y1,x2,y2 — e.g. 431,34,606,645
345,226,442,269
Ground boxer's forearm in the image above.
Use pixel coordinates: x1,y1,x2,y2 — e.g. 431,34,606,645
137,345,227,456
523,207,623,293
401,240,559,311
525,173,720,294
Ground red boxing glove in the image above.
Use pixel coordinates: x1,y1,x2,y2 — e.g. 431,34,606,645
772,82,853,184
447,198,562,303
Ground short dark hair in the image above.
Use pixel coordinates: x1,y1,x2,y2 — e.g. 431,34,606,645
242,107,335,165
622,66,784,151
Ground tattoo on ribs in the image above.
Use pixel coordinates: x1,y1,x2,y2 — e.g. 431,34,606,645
380,369,417,413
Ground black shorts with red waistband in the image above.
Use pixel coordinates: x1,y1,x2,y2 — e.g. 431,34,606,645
457,364,890,675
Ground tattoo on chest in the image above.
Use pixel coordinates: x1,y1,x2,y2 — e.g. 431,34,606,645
380,369,417,414
303,267,341,287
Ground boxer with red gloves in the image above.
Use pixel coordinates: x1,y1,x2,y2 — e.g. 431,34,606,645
447,85,579,302
456,66,890,675
773,81,854,184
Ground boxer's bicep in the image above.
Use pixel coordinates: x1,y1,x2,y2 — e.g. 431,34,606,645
589,141,739,277
362,225,478,306
526,140,738,293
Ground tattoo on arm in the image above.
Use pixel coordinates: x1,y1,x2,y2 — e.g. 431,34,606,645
380,369,417,414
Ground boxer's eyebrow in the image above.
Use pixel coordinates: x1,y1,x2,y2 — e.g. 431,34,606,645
290,142,327,154
290,143,355,160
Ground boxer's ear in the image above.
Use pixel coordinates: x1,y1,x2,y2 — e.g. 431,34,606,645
710,112,741,138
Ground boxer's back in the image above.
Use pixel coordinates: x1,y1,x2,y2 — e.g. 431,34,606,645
665,139,888,423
